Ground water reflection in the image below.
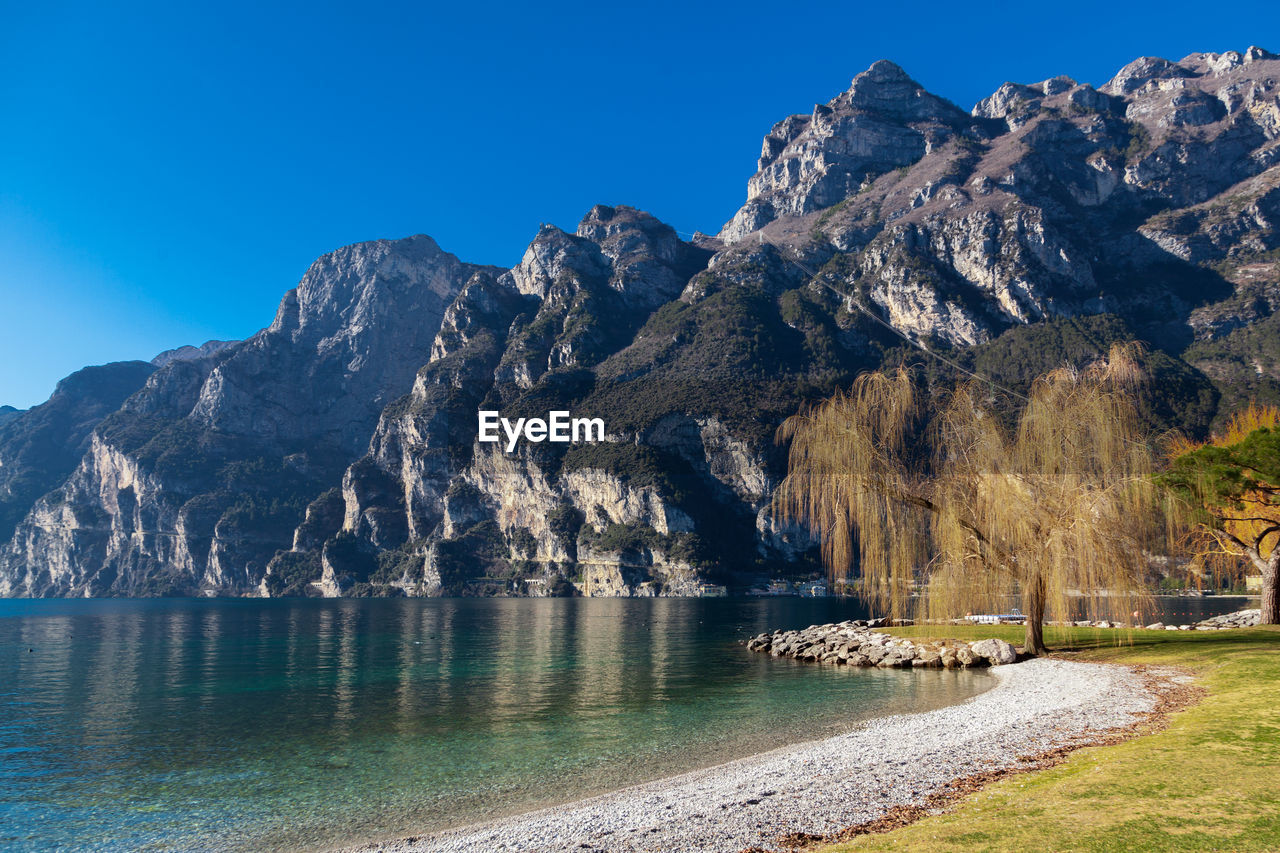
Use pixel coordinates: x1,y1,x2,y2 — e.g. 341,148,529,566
1,597,999,852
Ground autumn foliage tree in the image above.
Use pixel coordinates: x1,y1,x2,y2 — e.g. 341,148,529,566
1159,405,1280,624
775,346,1159,655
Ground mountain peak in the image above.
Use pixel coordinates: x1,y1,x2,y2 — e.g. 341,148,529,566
839,59,965,120
856,59,910,83
1101,55,1191,95
1101,46,1277,96
719,58,968,241
576,204,680,247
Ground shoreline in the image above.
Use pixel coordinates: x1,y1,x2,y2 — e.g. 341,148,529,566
341,658,1166,853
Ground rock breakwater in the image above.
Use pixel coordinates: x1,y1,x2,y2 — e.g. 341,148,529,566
746,620,1018,668
1172,608,1261,630
1087,607,1261,631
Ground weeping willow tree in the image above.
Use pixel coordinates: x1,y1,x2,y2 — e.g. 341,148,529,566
775,345,1159,655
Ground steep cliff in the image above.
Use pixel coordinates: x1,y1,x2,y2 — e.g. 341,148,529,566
274,206,732,597
0,361,156,543
0,237,479,596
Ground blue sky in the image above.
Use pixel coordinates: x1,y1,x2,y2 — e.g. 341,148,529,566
2,0,1277,408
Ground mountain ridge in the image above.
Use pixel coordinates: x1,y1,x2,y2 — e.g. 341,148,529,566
2,47,1277,597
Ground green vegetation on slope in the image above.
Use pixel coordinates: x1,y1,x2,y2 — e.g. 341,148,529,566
883,314,1220,438
1185,312,1280,425
586,269,873,445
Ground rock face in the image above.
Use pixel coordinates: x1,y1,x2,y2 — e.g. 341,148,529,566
721,61,972,242
150,340,239,368
3,49,1279,597
720,47,1280,355
275,207,726,597
0,237,478,596
0,362,156,544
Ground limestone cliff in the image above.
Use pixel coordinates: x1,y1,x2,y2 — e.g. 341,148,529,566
0,237,478,596
0,361,156,544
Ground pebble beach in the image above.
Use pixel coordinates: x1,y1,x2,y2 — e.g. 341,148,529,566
348,657,1159,853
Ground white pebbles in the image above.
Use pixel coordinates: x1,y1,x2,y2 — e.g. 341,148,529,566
351,659,1154,853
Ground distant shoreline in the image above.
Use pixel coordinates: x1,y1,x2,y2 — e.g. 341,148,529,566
342,658,1161,853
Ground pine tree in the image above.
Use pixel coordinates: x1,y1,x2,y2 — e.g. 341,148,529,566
1160,406,1280,624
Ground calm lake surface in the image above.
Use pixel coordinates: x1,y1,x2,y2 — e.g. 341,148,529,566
1149,595,1256,625
0,597,995,852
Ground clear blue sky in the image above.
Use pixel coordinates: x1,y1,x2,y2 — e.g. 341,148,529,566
2,0,1276,409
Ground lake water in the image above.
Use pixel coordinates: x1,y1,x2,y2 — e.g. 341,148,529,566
0,597,993,851
1149,595,1256,625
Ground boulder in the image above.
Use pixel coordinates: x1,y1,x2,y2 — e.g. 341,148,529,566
971,638,1018,666
915,650,942,667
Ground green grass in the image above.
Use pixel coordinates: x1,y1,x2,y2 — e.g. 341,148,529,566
817,624,1280,853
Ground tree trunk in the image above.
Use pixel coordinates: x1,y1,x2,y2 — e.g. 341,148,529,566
1262,561,1279,625
1023,572,1048,656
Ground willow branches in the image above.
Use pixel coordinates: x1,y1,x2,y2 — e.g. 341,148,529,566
775,345,1160,653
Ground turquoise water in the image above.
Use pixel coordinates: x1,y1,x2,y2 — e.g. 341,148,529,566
0,597,991,851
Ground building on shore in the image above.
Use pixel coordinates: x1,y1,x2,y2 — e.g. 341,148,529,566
799,580,829,597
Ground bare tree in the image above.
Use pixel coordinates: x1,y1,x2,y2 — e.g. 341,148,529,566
775,346,1158,655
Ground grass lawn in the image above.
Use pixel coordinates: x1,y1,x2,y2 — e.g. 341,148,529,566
815,624,1280,853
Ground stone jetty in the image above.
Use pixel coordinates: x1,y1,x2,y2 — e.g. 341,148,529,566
745,620,1018,668
749,609,1265,670
1148,608,1263,631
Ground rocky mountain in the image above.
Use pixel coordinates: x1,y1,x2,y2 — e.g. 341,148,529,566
0,236,481,596
2,47,1278,597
